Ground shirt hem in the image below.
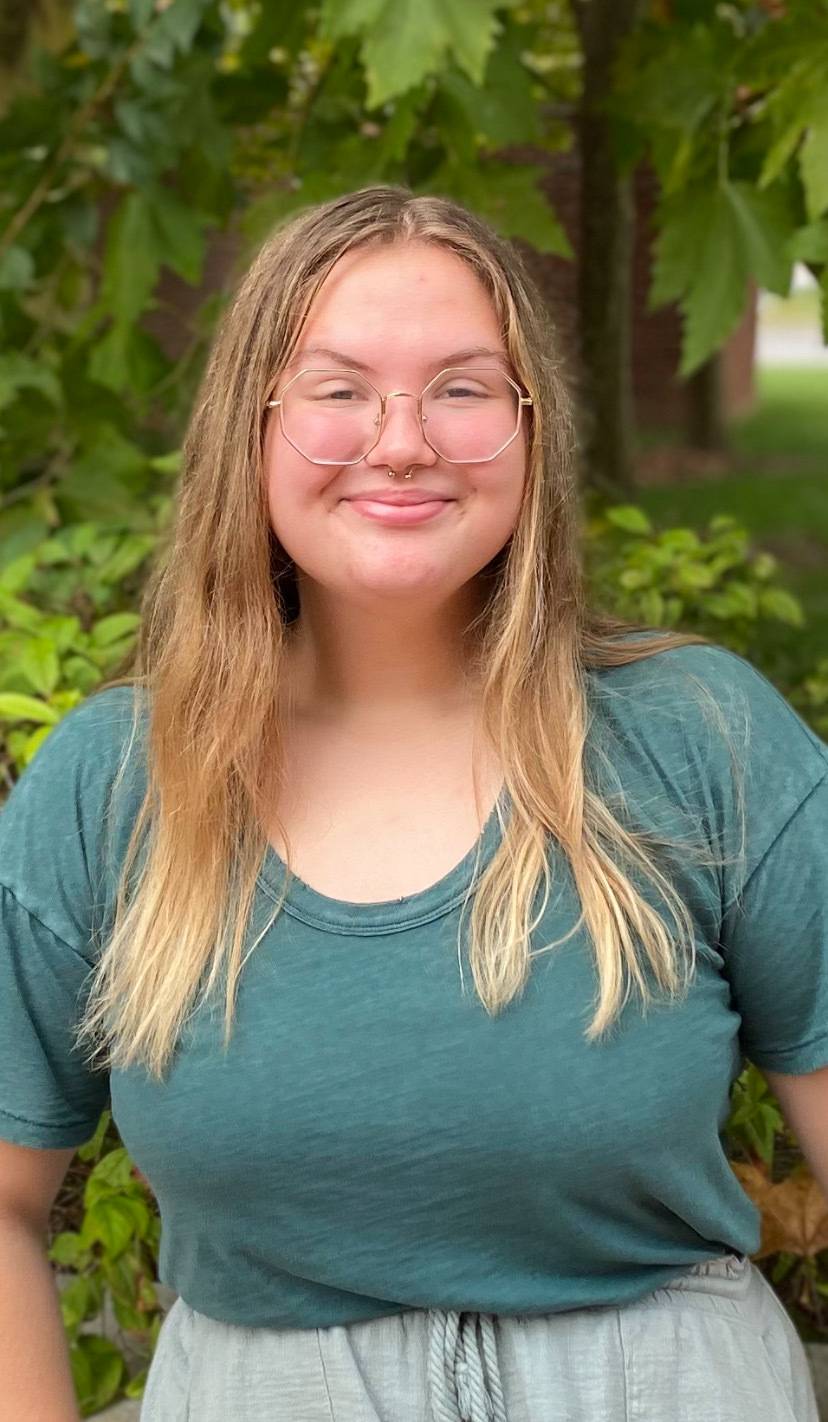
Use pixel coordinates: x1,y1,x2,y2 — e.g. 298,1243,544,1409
0,1103,103,1150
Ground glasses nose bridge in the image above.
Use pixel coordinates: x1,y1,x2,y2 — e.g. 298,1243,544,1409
384,389,421,410
377,388,426,441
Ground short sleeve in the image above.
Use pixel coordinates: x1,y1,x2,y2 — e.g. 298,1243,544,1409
0,687,143,1149
0,884,110,1147
685,647,828,1075
720,770,828,1075
603,641,828,1076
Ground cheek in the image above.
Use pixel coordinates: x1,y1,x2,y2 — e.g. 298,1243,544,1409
264,426,332,534
492,446,527,524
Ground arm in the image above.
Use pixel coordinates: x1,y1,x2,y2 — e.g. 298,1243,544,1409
0,1215,81,1422
0,1141,81,1422
762,1065,828,1199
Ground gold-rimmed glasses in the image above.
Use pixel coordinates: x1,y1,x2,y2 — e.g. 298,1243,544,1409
264,366,533,465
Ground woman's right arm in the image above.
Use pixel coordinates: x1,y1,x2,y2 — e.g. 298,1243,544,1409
0,1141,81,1421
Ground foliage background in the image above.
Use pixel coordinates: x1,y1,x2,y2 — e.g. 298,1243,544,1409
0,0,826,1413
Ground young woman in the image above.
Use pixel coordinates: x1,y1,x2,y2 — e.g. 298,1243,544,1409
0,185,826,1422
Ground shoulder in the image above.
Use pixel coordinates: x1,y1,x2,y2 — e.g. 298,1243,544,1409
40,683,146,751
589,639,826,772
4,684,149,819
0,685,149,944
586,640,828,877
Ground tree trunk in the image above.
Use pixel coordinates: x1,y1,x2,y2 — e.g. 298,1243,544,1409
571,0,644,497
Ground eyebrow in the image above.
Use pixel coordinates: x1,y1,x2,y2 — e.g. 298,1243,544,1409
284,345,511,375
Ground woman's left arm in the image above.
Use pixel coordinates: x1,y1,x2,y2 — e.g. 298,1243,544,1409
762,1065,828,1199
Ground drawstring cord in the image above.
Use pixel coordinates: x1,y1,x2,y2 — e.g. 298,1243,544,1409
427,1309,508,1422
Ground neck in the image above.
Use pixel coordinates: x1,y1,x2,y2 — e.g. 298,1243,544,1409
281,581,487,726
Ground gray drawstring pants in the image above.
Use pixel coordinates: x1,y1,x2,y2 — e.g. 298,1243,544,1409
139,1252,820,1421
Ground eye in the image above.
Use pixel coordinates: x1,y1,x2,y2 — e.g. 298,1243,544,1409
312,384,361,400
437,383,488,399
297,373,374,403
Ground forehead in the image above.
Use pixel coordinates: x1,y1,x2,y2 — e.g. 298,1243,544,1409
289,241,507,375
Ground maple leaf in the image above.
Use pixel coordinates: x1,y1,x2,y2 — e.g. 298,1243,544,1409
319,0,503,109
732,1161,828,1259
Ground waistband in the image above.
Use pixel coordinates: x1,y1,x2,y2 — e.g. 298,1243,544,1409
425,1252,747,1422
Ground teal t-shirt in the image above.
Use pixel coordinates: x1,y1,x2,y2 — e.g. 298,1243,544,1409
1,643,827,1329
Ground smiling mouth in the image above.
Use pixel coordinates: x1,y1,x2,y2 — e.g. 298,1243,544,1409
343,494,456,506
343,498,454,524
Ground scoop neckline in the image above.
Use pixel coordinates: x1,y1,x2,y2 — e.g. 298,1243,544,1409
255,785,510,934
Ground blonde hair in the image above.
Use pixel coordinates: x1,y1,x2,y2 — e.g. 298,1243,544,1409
74,184,743,1083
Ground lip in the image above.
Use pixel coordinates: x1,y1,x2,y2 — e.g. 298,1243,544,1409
343,490,454,505
344,498,452,526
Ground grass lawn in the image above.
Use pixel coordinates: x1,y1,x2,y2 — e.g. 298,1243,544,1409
731,365,828,463
631,365,828,672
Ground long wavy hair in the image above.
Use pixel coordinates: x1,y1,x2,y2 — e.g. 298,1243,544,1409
74,184,743,1083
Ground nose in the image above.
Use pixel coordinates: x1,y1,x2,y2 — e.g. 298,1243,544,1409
364,392,438,472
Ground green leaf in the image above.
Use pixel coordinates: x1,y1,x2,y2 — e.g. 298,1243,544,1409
657,528,700,552
678,188,747,378
653,173,798,346
87,324,132,394
86,1146,138,1196
88,323,167,396
0,590,43,632
619,567,653,590
476,165,571,255
0,693,60,725
239,173,358,247
650,186,717,309
759,118,807,192
61,428,150,519
751,552,778,581
17,638,60,697
154,0,209,55
95,534,156,582
724,182,795,297
89,613,141,648
639,589,665,625
146,184,207,284
0,245,35,291
758,587,805,626
0,354,61,412
605,505,653,534
81,1196,137,1257
435,24,542,151
47,1231,88,1268
675,562,716,590
129,0,156,28
372,89,427,164
799,98,828,222
420,161,572,256
70,1333,124,1416
137,0,210,70
59,1273,100,1329
0,552,37,593
788,218,828,263
320,0,503,107
99,192,161,325
149,449,182,475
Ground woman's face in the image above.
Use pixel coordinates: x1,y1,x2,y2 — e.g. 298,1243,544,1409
263,241,528,613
